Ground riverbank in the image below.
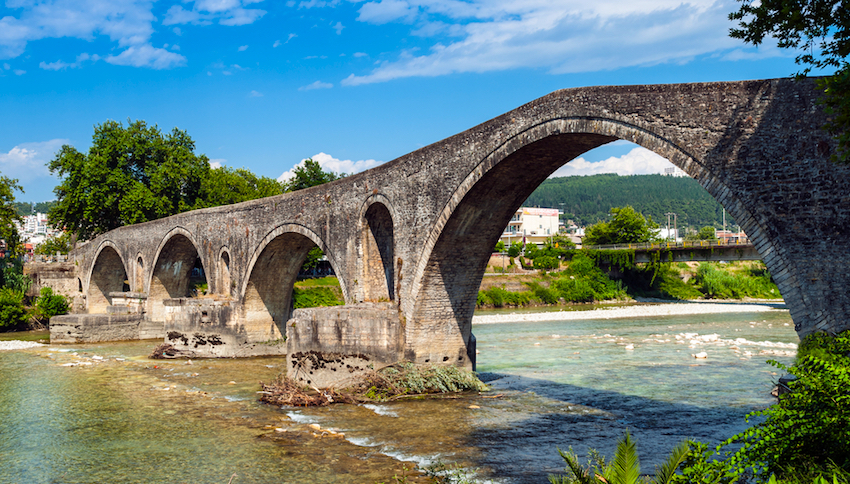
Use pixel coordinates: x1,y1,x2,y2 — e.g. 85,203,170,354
473,300,785,324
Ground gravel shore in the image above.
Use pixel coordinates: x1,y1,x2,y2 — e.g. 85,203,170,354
472,300,786,325
0,340,45,351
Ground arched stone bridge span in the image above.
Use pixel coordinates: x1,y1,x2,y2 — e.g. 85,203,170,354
68,78,850,374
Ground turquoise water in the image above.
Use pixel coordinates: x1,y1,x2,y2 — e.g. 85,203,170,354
0,307,797,483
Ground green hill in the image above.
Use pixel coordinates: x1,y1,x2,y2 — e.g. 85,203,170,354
525,174,735,230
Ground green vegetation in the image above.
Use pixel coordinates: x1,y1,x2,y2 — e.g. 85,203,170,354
30,287,69,325
13,201,55,217
0,174,24,257
282,158,345,192
583,206,660,246
729,0,850,163
550,432,689,484
34,231,73,256
685,226,717,241
48,119,288,240
0,288,28,329
478,258,778,308
549,331,850,484
525,174,735,229
292,277,344,308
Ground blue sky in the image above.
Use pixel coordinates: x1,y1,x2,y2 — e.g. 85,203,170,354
1,0,806,203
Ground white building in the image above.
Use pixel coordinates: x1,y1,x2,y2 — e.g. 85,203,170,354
499,207,563,247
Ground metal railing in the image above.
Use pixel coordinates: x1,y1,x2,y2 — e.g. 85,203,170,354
586,239,752,251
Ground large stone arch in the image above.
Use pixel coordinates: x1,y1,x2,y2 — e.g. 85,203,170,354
239,224,347,342
404,117,779,367
86,241,129,313
147,227,206,323
358,194,397,303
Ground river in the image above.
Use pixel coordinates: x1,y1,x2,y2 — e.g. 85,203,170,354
0,304,797,483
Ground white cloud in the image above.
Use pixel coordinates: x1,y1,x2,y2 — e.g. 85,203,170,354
273,39,281,47
549,146,677,178
105,44,187,69
332,21,344,34
208,158,226,169
278,152,383,182
39,52,100,70
0,139,68,185
13,69,25,75
341,0,754,85
353,52,368,58
238,44,249,51
0,0,157,60
299,80,333,90
163,0,267,26
249,90,263,97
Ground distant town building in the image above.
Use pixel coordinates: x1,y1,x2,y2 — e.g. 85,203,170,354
663,166,687,177
715,230,749,244
499,207,563,247
14,212,59,253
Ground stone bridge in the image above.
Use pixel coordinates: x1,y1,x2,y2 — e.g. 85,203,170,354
63,78,850,383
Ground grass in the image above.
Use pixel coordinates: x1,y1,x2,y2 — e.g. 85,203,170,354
295,276,340,287
0,330,49,342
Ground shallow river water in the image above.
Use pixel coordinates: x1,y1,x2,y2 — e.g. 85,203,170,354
0,305,797,484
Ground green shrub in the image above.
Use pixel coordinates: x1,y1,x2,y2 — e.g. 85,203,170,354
534,255,560,270
529,282,560,304
32,287,69,321
0,288,28,329
477,287,534,307
292,286,344,308
722,331,850,480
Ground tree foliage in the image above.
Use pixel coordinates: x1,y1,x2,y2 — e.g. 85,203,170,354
686,226,718,241
48,120,286,240
0,175,23,256
34,231,73,256
283,158,344,192
729,0,850,161
583,206,660,246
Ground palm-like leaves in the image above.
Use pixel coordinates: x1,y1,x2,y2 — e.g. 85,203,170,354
549,432,691,484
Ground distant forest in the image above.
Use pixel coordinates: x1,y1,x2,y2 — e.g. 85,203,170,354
525,174,737,230
14,201,56,217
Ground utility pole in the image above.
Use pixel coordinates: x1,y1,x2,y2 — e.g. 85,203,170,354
665,212,675,241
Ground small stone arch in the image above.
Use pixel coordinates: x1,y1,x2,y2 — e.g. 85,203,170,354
358,194,397,303
86,241,129,313
218,247,232,297
239,224,346,342
147,227,206,322
134,253,145,293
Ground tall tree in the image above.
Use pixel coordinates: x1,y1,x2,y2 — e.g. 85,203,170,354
283,158,344,192
0,175,23,256
49,120,211,239
193,166,285,209
729,0,850,161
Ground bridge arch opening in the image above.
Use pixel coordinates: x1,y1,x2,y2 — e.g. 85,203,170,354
361,201,395,302
241,231,324,341
219,249,231,297
407,122,773,368
87,244,129,313
134,255,144,292
148,232,206,322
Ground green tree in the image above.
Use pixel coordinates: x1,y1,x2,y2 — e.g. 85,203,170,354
49,119,211,240
494,240,506,252
0,175,23,257
34,232,73,256
283,158,344,192
194,166,285,208
583,206,660,246
686,226,718,241
507,241,524,258
729,0,850,161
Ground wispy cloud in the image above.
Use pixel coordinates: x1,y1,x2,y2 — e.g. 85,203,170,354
249,90,263,97
163,0,267,27
0,139,68,186
278,152,383,182
298,80,333,90
337,0,751,85
238,44,249,51
39,52,101,70
106,44,187,69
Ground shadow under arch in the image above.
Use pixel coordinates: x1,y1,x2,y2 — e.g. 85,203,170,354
147,227,206,323
405,117,777,366
239,224,347,341
359,194,397,303
86,241,129,313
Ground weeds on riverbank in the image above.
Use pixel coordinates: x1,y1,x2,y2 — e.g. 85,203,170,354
260,363,487,407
